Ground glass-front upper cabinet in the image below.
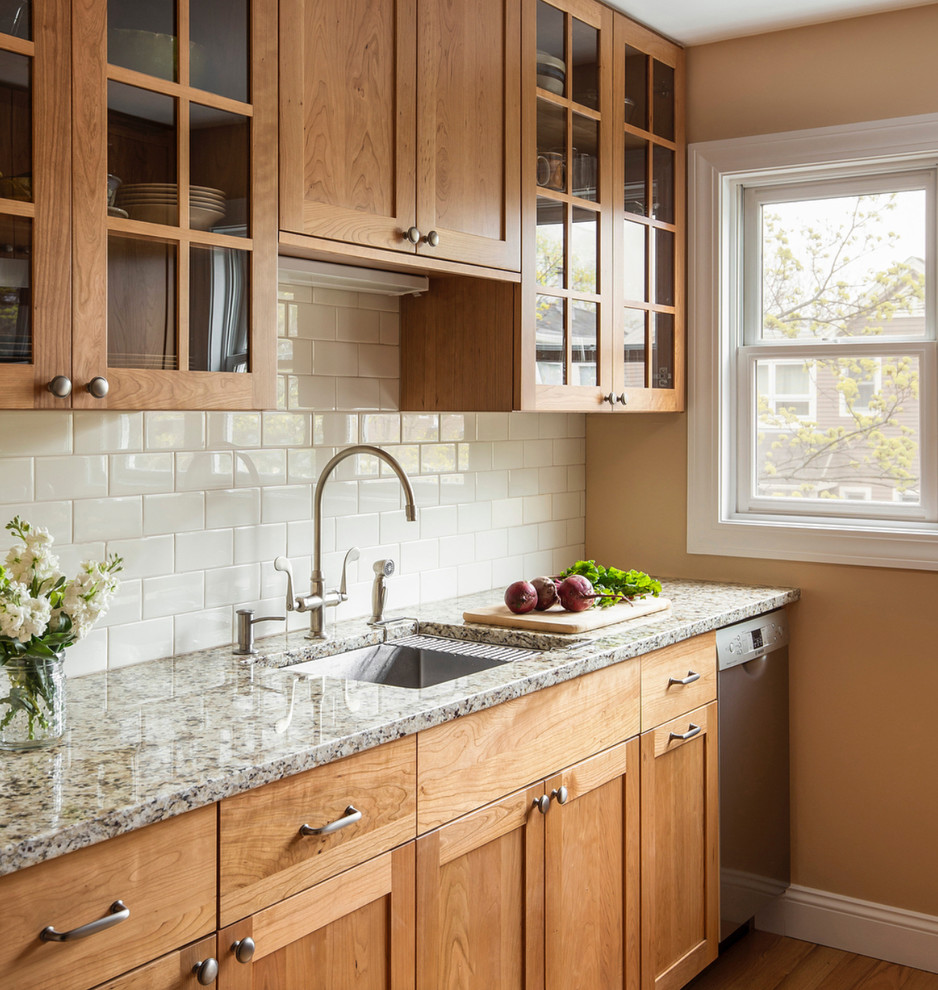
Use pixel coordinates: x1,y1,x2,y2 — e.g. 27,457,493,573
0,0,71,407
613,17,684,411
524,0,613,410
70,0,277,409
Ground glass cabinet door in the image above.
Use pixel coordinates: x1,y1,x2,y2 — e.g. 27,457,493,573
529,0,612,407
71,0,277,409
0,0,71,407
613,20,684,411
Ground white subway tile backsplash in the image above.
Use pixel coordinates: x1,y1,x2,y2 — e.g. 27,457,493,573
143,492,204,536
145,411,206,450
74,495,142,542
74,411,142,454
0,457,32,502
175,529,233,572
110,452,174,496
143,572,204,620
0,411,72,456
64,627,108,677
0,292,584,670
36,455,107,501
176,451,234,491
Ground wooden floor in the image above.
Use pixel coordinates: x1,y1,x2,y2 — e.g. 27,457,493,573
684,930,938,990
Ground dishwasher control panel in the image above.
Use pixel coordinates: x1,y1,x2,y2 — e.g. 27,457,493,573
715,609,789,670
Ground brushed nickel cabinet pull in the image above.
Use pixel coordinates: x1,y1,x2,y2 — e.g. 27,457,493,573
85,376,109,398
424,229,440,247
231,937,255,964
667,670,701,687
551,785,568,805
534,794,550,814
39,900,130,942
668,723,702,743
404,226,421,244
46,375,72,398
299,805,362,836
194,957,219,984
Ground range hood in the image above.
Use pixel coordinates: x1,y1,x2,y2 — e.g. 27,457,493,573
277,257,429,297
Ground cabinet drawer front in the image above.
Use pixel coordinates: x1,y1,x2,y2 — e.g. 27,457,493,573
91,935,217,990
417,659,641,832
219,735,416,924
641,634,716,730
0,806,216,990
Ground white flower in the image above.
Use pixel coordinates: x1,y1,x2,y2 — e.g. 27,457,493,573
4,523,60,587
61,561,120,641
0,581,52,643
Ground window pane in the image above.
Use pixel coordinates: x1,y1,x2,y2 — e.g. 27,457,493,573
571,206,597,293
536,294,565,385
652,60,674,141
0,50,31,201
571,300,597,386
189,245,249,372
536,99,566,190
652,145,674,223
190,104,249,235
536,197,564,288
754,355,921,506
0,214,30,363
761,190,926,340
622,220,646,302
624,135,647,216
623,46,646,131
623,308,645,387
0,1,30,39
572,113,598,202
652,313,674,389
191,0,248,102
570,18,598,110
108,0,176,81
536,1,565,96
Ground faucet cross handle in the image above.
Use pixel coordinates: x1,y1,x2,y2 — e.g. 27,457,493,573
274,555,296,612
338,546,361,600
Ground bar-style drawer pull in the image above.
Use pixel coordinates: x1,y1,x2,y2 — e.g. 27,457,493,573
668,723,701,743
299,805,362,837
667,670,701,687
39,900,130,942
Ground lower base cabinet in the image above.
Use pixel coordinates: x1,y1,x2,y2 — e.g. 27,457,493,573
640,702,720,990
218,845,415,989
91,937,219,990
416,738,641,990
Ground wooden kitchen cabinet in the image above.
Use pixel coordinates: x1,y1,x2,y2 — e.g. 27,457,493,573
640,702,719,990
416,738,640,990
0,0,279,410
91,936,219,989
218,844,415,990
400,0,685,413
278,0,520,274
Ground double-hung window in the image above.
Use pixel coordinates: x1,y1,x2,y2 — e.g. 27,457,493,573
688,115,938,569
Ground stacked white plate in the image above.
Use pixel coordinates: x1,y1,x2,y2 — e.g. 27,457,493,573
536,50,565,95
116,183,227,231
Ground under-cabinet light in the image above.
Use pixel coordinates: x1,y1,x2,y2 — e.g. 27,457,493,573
277,257,428,297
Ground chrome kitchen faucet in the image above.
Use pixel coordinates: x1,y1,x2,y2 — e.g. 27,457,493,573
274,444,417,640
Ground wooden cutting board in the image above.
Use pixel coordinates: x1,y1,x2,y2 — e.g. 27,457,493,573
462,597,671,635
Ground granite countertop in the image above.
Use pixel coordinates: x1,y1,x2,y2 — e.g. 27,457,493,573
0,578,799,878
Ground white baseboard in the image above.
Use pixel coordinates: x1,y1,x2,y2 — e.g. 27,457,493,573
756,884,938,974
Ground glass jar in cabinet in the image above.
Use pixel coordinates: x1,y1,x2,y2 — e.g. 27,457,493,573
70,0,277,410
612,17,685,412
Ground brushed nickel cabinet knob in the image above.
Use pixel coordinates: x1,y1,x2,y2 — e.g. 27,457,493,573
193,957,219,985
46,375,72,398
404,226,421,244
85,376,109,398
231,936,256,964
425,229,440,247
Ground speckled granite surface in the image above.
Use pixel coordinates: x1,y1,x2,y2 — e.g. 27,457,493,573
0,579,798,878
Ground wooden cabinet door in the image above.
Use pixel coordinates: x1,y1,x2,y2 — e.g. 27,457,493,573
279,0,417,254
219,845,415,990
640,702,719,990
0,0,71,408
70,0,278,410
416,783,545,990
415,0,520,270
92,936,218,990
544,738,640,990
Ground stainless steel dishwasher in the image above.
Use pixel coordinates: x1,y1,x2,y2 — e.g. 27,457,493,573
715,609,790,943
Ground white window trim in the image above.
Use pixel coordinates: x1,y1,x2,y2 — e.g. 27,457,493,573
688,112,938,570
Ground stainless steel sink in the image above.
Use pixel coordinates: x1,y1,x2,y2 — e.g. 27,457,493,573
285,634,540,689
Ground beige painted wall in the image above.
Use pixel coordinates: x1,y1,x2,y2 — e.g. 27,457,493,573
586,5,938,917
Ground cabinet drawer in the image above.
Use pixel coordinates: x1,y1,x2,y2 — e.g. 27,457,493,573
0,806,216,990
91,935,217,990
219,735,416,924
417,658,641,832
641,633,716,730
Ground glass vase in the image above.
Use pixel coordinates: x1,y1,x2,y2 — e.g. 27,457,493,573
0,651,66,750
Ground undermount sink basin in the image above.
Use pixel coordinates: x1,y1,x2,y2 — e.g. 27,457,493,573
285,634,539,690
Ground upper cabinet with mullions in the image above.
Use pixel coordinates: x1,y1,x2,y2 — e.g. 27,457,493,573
278,0,521,273
0,0,278,410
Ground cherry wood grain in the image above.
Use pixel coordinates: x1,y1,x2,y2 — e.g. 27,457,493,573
0,806,216,990
219,735,416,924
641,702,719,990
91,936,217,990
417,658,641,832
417,783,543,990
640,633,717,730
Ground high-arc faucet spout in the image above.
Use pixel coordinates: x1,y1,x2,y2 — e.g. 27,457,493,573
271,443,416,639
312,443,417,585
